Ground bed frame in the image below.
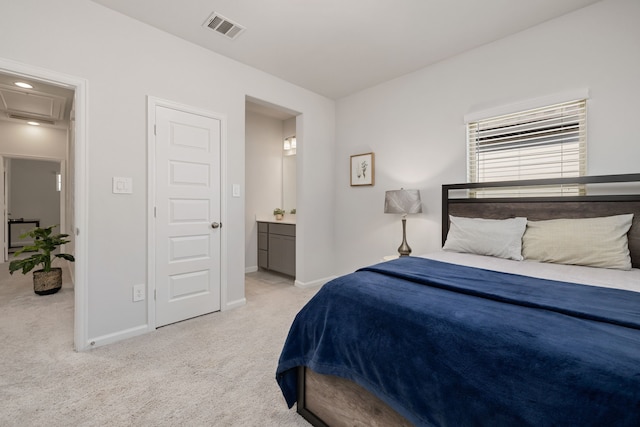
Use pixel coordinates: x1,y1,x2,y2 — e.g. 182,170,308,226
296,173,640,426
442,173,640,267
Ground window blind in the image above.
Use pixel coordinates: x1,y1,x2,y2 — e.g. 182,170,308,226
467,99,586,197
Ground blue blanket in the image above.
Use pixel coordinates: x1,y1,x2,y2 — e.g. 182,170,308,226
276,257,640,426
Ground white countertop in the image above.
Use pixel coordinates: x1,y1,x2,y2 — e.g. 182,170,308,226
256,215,296,225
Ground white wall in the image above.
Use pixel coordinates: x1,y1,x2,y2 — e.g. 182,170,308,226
0,121,67,159
334,0,640,275
8,158,61,245
245,110,285,271
0,0,336,347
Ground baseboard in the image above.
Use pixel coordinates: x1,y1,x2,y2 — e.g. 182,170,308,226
295,275,336,289
86,324,151,349
245,265,258,273
225,297,246,310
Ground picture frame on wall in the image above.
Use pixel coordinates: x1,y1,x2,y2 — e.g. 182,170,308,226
350,152,375,186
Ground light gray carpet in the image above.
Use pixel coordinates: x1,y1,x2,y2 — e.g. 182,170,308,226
0,263,319,426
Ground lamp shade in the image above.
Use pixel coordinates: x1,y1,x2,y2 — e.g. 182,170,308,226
384,189,422,215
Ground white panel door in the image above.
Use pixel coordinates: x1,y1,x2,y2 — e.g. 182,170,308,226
155,106,221,327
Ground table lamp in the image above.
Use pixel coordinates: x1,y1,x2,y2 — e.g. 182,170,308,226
384,189,422,256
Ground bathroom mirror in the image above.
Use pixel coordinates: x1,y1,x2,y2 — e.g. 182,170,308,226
282,153,296,213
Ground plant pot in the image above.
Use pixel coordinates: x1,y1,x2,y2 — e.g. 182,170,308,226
33,268,62,295
275,214,283,220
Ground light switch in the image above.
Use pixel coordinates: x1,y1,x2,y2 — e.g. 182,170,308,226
232,184,241,198
113,177,133,194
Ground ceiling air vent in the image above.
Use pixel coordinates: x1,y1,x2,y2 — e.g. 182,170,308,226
203,12,245,40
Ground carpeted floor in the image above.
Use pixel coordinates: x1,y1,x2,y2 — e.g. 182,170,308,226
0,263,319,426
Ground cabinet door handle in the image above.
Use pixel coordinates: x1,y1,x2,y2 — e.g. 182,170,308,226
211,222,221,229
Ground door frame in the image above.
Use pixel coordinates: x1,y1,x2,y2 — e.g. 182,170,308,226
0,57,89,351
147,96,228,329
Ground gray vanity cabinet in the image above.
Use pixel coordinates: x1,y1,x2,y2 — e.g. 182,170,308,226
257,221,295,277
258,222,269,269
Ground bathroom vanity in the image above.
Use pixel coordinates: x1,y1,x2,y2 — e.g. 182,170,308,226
257,220,295,277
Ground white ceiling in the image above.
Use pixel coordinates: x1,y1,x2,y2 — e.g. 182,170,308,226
92,0,601,99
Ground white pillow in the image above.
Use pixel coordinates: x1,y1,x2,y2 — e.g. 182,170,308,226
522,214,634,270
443,216,527,261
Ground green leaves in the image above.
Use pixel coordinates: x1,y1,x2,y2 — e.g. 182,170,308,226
9,255,46,275
8,225,75,275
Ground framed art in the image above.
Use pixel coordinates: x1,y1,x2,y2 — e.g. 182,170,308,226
350,152,375,186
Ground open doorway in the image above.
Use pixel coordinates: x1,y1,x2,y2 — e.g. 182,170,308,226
244,97,300,296
0,59,88,351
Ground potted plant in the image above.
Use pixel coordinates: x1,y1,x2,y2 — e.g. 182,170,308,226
273,208,285,221
9,225,75,295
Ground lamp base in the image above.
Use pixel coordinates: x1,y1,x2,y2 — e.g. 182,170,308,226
397,217,412,257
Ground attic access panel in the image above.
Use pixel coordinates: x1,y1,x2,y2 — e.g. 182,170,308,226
0,85,67,121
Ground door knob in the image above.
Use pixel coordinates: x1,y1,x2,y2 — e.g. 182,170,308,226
211,222,221,229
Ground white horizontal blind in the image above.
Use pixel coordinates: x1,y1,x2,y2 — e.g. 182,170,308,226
467,99,586,197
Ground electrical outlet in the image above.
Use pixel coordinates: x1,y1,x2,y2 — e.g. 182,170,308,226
133,284,145,302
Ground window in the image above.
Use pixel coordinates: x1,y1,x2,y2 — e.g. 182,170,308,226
467,99,586,196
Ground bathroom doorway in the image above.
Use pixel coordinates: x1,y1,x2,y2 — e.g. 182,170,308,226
244,97,300,282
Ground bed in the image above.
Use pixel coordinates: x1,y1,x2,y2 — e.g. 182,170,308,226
276,173,640,426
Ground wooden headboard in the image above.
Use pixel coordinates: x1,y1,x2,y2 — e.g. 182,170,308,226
442,174,640,268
